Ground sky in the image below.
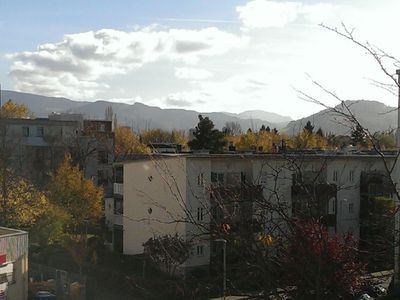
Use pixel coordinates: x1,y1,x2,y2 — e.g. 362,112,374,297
1,0,399,119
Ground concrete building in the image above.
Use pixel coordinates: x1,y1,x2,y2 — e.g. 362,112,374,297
0,115,114,195
105,151,396,272
0,227,28,300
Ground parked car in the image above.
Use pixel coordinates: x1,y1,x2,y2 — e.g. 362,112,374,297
35,291,56,300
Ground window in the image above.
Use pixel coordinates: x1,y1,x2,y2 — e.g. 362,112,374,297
114,198,123,215
0,263,14,284
22,126,29,137
328,197,336,215
98,150,108,164
333,170,338,182
211,172,224,184
36,126,44,137
348,203,354,214
115,166,123,183
197,173,204,186
197,207,204,221
349,170,355,183
196,245,204,256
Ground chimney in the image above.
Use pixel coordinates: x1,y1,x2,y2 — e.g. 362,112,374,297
397,69,400,148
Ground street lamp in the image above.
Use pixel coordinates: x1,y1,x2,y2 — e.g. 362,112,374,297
215,239,227,300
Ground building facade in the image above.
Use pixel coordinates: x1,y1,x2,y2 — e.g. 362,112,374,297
105,151,395,272
0,115,114,194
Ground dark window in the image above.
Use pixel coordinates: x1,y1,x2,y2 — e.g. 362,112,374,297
114,198,123,215
349,203,354,214
196,245,204,256
36,126,44,137
22,126,29,137
197,173,204,186
211,172,224,184
197,207,204,221
115,166,123,183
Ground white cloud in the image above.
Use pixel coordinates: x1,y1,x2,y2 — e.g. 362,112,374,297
175,67,213,80
5,0,400,120
237,0,301,28
8,26,246,99
236,0,339,29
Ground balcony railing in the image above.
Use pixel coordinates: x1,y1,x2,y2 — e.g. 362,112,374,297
114,183,123,195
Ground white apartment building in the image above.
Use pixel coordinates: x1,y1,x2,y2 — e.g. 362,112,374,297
105,151,396,272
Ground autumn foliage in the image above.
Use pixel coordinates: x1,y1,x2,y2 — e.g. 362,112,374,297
280,219,366,299
0,99,30,119
48,155,103,231
0,169,48,229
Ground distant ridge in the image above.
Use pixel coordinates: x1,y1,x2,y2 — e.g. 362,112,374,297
284,100,397,135
3,91,395,135
1,90,290,131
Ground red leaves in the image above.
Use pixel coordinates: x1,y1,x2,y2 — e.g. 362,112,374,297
281,219,366,298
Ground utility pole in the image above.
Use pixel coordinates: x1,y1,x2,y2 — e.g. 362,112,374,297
397,70,400,148
395,69,400,287
215,239,227,300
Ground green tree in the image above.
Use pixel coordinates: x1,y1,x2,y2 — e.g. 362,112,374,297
48,155,103,231
351,124,367,148
30,204,69,246
304,121,314,134
374,132,396,150
188,115,226,152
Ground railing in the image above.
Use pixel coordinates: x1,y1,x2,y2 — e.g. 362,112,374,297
113,183,123,195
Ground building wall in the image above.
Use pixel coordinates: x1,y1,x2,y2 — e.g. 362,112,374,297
115,154,396,271
252,157,293,234
184,158,211,268
326,157,394,238
122,157,187,256
0,229,29,300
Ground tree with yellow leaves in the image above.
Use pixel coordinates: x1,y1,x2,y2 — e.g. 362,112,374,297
0,168,48,229
140,128,188,146
0,99,30,119
48,155,103,232
114,126,149,157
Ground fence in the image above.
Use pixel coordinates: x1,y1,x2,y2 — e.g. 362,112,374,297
29,263,96,300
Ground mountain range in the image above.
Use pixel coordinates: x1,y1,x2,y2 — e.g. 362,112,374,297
285,100,397,136
1,90,397,135
1,90,290,131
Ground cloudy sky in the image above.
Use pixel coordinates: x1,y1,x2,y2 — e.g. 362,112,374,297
1,0,399,119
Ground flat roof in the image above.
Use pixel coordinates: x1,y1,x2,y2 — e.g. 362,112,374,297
0,227,27,237
114,150,398,164
0,118,79,126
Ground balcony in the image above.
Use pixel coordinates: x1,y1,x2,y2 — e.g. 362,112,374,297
114,183,123,195
114,214,123,226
